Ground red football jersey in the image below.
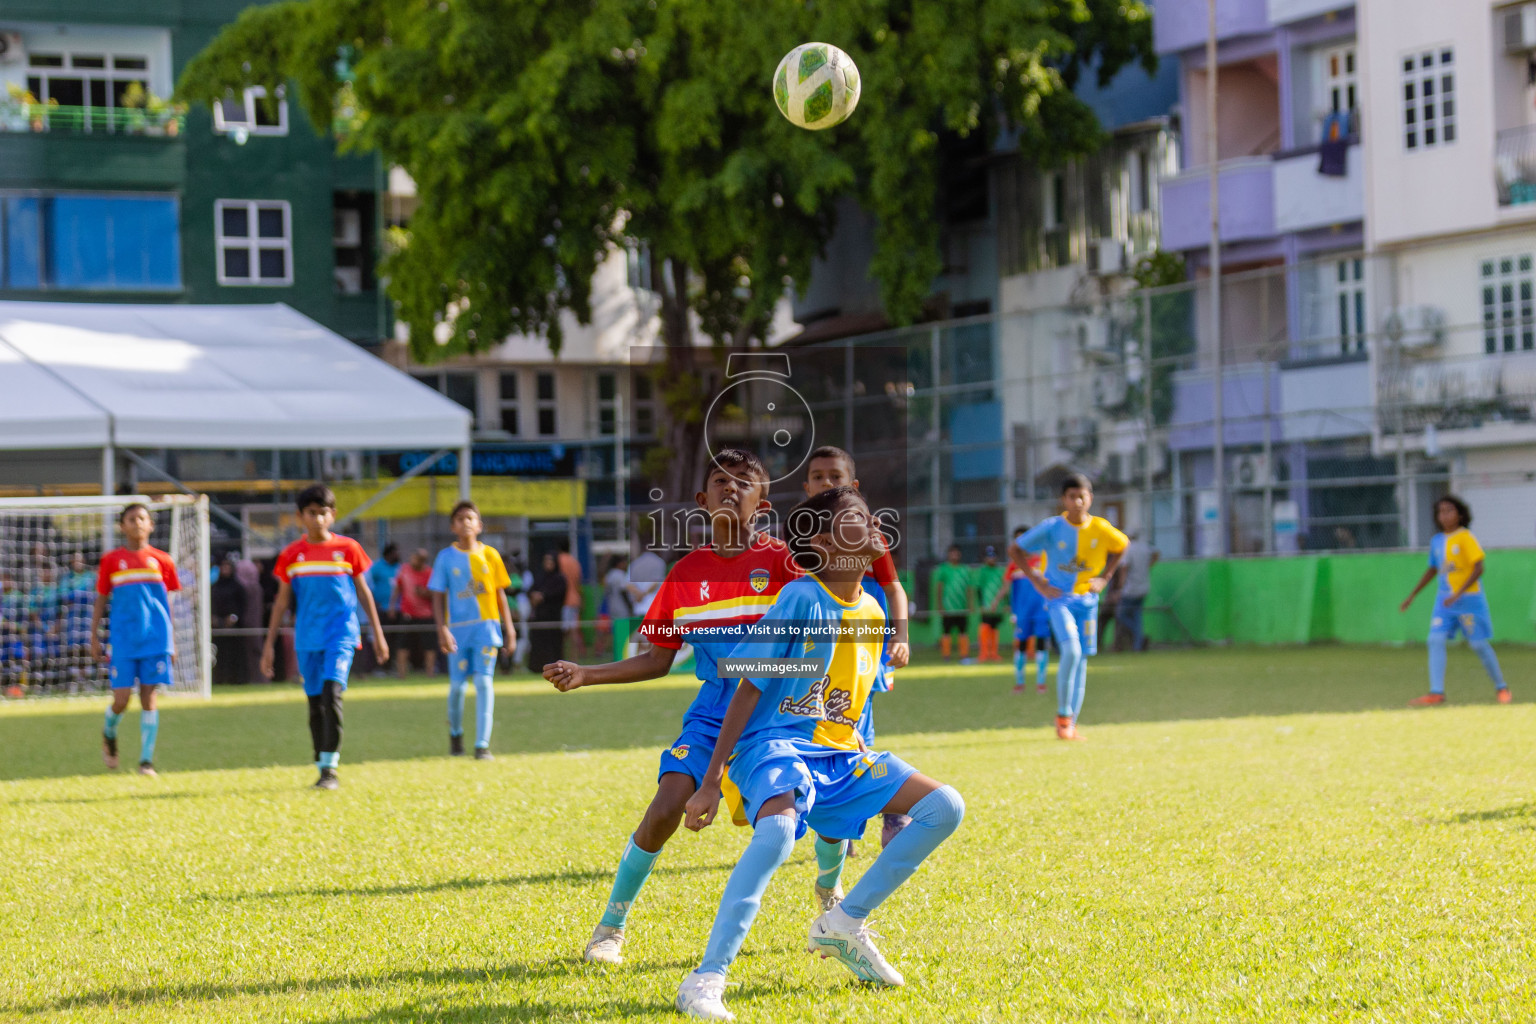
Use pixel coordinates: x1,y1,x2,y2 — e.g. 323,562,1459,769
639,536,800,652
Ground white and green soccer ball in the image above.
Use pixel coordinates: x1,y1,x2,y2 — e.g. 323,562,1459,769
772,42,861,130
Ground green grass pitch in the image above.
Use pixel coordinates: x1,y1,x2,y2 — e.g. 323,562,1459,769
3,645,1535,1022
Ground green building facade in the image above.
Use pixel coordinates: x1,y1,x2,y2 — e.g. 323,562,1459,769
0,1,387,345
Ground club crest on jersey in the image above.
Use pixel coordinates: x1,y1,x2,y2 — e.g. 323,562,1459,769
749,568,771,594
669,744,690,760
857,647,873,677
333,551,344,561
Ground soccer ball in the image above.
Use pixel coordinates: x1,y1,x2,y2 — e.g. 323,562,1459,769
772,42,861,130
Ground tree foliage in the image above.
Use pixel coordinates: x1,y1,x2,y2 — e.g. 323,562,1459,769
179,0,1154,490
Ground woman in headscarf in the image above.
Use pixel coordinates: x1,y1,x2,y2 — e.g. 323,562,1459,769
526,550,568,674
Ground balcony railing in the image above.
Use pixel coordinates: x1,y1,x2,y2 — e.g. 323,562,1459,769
0,104,185,138
1495,124,1536,207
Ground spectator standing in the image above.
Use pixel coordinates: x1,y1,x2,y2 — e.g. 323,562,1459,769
364,543,401,676
626,547,667,657
527,550,569,673
602,554,632,659
973,546,1007,663
235,558,264,682
557,539,585,659
393,548,437,677
932,544,973,662
211,555,249,684
1115,533,1158,652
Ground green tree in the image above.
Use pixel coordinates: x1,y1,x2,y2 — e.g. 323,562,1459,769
179,0,1153,496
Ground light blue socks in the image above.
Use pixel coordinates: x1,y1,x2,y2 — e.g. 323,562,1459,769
318,751,340,769
1427,633,1447,694
139,710,158,763
814,834,846,890
1470,639,1507,690
699,813,796,976
103,708,122,739
842,786,965,920
600,836,663,928
448,676,496,747
1036,649,1049,687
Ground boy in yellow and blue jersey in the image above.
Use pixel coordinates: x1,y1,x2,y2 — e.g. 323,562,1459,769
674,486,965,1021
1399,494,1511,706
430,501,517,758
1016,474,1127,741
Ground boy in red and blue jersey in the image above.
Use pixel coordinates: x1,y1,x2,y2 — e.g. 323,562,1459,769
261,484,389,791
545,449,799,967
92,502,180,776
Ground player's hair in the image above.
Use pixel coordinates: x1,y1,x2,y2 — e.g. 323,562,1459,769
1061,473,1093,494
450,500,480,520
705,448,769,491
807,445,856,479
785,485,868,570
295,484,337,512
382,542,400,561
118,502,149,523
1437,493,1472,529
1012,525,1028,537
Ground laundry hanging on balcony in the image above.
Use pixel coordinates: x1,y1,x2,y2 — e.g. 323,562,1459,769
1318,111,1353,177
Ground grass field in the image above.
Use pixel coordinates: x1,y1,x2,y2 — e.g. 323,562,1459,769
3,645,1536,1023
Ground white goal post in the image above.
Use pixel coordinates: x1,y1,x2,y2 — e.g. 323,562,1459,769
0,494,212,699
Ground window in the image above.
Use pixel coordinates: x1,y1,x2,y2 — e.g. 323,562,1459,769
26,50,149,131
1333,258,1365,355
1042,171,1066,230
597,372,618,436
0,193,180,291
413,371,480,419
213,86,288,136
632,372,657,438
216,200,292,285
625,244,652,291
1481,255,1534,354
332,191,374,294
536,372,557,436
498,372,520,435
1323,44,1358,116
1126,148,1151,215
1402,47,1455,151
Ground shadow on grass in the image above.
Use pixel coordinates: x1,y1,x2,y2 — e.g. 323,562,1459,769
193,859,730,903
2,646,1525,781
9,958,725,1017
1436,802,1536,827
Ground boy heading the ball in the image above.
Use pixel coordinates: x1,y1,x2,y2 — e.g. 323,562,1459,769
674,485,965,1021
261,484,390,790
545,449,799,965
93,503,181,777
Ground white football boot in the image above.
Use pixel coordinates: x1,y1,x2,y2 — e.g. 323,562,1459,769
583,924,625,964
807,905,905,987
675,970,734,1021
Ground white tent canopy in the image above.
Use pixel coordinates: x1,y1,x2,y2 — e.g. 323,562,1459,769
0,301,471,451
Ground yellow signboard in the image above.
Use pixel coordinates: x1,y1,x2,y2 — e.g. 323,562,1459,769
332,477,586,520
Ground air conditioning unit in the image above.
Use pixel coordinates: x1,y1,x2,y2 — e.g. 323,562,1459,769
1227,452,1272,489
1076,316,1116,362
1087,238,1126,276
1506,2,1536,52
1383,306,1448,349
0,33,24,64
1093,367,1130,411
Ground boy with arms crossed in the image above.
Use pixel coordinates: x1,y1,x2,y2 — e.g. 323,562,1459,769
1016,474,1127,741
675,485,965,1021
93,503,180,776
544,449,799,965
429,501,517,758
261,485,390,790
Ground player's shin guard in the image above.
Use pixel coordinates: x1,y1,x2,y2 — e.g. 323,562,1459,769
1469,639,1507,690
940,635,952,658
699,813,796,976
103,708,122,739
841,786,965,919
1013,648,1025,685
1427,633,1448,695
814,834,846,891
600,836,663,928
139,709,159,763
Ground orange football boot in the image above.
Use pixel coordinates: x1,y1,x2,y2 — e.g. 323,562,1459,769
1407,693,1446,707
1055,715,1084,741
1496,688,1513,704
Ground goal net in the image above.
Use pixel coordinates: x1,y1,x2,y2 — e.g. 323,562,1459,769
0,495,211,699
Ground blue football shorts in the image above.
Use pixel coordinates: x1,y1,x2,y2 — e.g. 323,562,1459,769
109,652,172,690
297,644,356,697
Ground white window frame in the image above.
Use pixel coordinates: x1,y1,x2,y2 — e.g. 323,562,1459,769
1322,43,1358,118
1481,254,1535,355
1332,257,1366,355
213,86,289,137
1401,46,1455,152
215,199,293,286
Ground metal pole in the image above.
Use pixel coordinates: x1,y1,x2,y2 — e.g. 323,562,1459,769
1142,287,1154,539
458,443,473,502
1207,0,1226,555
615,392,627,552
196,494,213,698
101,437,116,554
